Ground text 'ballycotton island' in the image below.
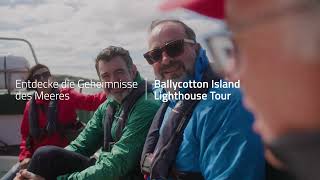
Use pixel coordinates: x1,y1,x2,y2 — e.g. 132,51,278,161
154,79,240,91
153,80,240,102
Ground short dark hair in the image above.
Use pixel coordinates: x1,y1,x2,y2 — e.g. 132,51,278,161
26,63,50,83
95,46,133,76
149,19,197,42
25,63,50,90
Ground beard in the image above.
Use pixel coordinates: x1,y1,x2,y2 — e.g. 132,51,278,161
158,60,184,81
157,60,193,94
105,88,131,103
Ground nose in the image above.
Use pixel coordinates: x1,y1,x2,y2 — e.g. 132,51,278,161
160,51,171,65
109,74,120,83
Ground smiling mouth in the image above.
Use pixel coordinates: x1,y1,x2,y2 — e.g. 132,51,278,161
162,65,180,75
163,69,175,74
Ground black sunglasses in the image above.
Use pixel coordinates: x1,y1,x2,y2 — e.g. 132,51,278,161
144,38,195,65
33,71,51,81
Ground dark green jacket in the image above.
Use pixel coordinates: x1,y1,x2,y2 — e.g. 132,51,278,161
57,74,160,180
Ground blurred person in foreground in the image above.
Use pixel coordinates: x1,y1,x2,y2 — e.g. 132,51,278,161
160,0,320,180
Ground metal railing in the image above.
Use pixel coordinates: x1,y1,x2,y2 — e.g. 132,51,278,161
0,37,38,64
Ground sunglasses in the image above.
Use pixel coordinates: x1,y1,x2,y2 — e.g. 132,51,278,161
33,71,51,81
144,38,195,65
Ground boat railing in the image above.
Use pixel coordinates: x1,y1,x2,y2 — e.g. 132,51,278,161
0,37,38,64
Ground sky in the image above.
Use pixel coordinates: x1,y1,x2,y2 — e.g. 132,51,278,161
0,0,222,79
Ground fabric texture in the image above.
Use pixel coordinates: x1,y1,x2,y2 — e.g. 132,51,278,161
160,0,225,19
269,131,320,180
151,48,265,180
56,73,161,180
28,146,94,180
19,88,106,161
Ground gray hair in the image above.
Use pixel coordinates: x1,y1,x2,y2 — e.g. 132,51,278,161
149,19,197,42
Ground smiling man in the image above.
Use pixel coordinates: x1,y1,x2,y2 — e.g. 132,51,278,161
15,46,160,180
140,19,265,180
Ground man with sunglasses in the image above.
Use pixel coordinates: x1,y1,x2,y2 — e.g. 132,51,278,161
161,0,320,180
140,19,265,180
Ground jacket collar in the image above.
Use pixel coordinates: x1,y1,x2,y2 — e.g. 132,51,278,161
108,71,144,106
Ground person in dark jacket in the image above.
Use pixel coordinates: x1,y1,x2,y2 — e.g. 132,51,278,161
141,19,265,180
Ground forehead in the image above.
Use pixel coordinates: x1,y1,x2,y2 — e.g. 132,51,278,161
33,67,49,76
98,56,127,74
148,22,186,49
226,0,295,28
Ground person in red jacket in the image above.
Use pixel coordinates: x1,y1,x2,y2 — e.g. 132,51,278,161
1,64,106,180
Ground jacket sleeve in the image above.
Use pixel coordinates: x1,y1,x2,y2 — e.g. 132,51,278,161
64,103,105,157
19,101,32,161
58,96,160,180
197,96,265,180
68,88,106,111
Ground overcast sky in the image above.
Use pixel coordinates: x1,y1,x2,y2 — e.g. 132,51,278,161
0,0,221,79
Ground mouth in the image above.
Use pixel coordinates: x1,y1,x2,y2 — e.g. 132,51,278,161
163,68,176,75
161,64,182,78
109,88,124,94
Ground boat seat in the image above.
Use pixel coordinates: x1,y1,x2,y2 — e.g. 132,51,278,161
0,55,29,92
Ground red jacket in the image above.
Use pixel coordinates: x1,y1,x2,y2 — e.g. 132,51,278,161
19,88,106,161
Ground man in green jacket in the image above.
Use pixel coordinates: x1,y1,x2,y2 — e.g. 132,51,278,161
14,46,160,180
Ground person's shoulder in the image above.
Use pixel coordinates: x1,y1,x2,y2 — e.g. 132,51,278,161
89,99,110,120
136,91,161,107
100,97,111,109
90,97,110,114
26,99,31,105
129,92,161,116
192,86,244,124
24,100,31,110
200,85,242,107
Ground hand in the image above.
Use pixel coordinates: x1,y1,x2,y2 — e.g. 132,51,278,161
15,169,45,180
19,158,31,169
13,171,24,180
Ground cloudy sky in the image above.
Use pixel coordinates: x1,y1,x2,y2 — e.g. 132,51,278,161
0,0,221,79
